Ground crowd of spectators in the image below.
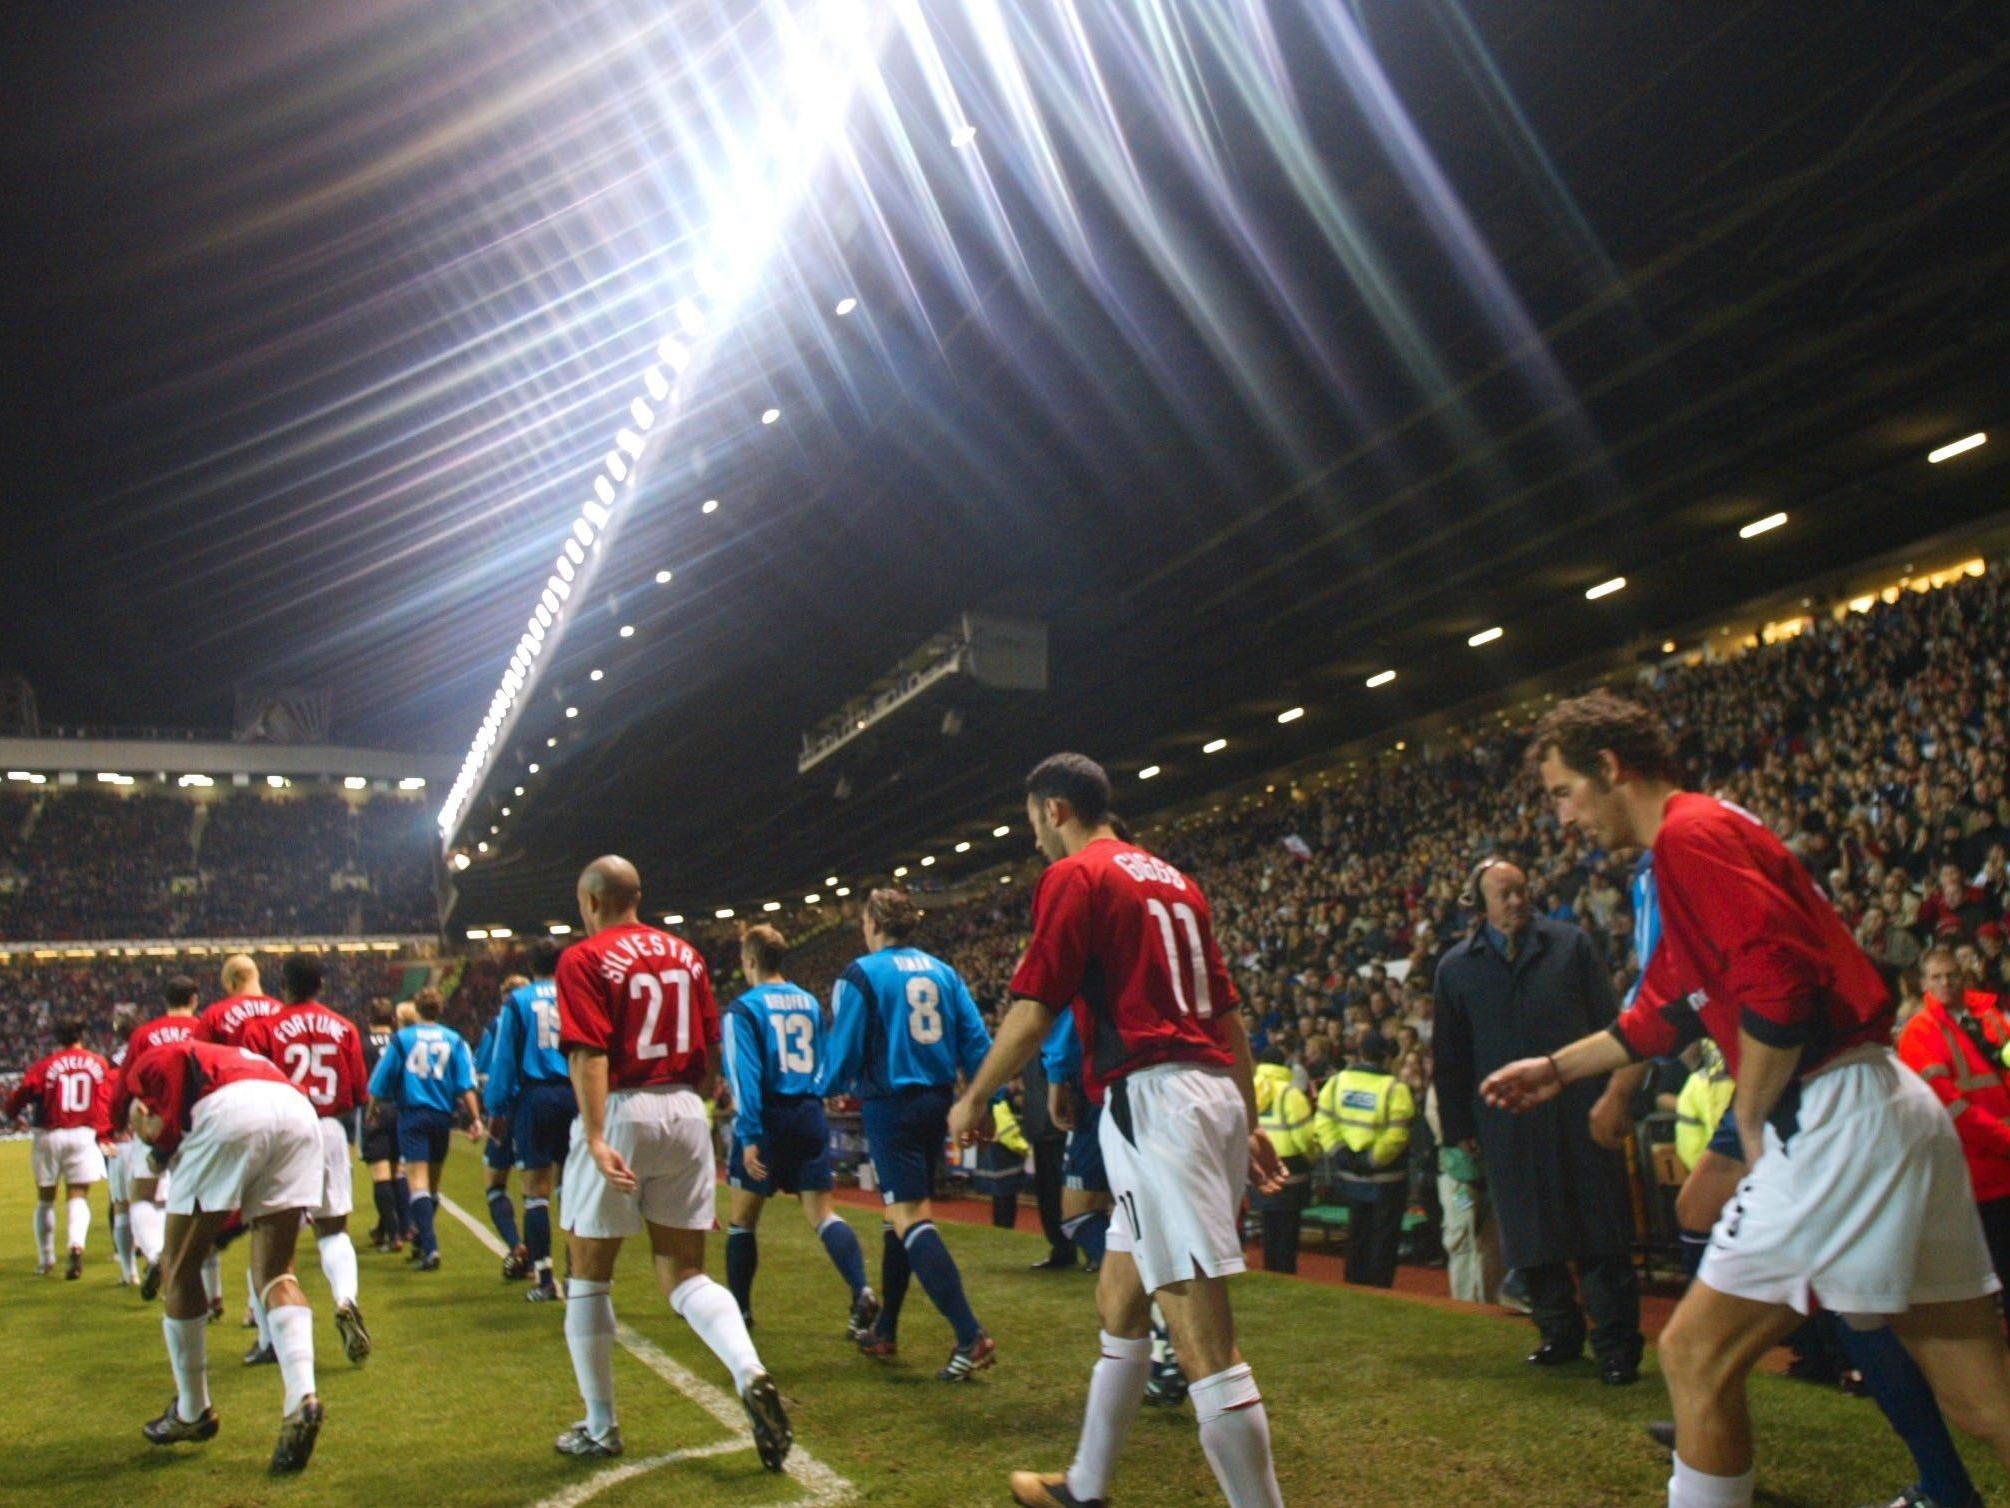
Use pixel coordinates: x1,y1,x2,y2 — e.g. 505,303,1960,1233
0,788,437,940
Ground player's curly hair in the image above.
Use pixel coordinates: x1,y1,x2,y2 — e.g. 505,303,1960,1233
1525,689,1682,786
865,887,923,942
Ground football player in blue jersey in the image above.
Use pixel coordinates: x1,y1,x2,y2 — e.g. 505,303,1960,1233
722,924,877,1337
1042,1013,1112,1274
477,974,529,1278
366,988,483,1271
820,889,996,1380
485,940,577,1301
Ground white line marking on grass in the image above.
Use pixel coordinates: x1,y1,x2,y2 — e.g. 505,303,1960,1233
530,1438,748,1508
437,1192,855,1507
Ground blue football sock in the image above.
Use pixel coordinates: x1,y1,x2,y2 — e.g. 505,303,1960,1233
1845,1321,1978,1508
878,1222,910,1340
525,1197,552,1273
393,1176,412,1233
819,1215,869,1298
725,1226,758,1321
1063,1211,1109,1267
903,1221,981,1349
410,1193,439,1257
1677,1228,1710,1279
488,1186,521,1250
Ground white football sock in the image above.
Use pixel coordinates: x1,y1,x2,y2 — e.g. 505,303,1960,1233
66,1194,90,1252
317,1231,360,1308
130,1199,164,1264
1669,1456,1755,1508
202,1251,221,1304
1191,1364,1284,1508
162,1314,210,1422
670,1273,763,1393
113,1210,134,1278
267,1303,317,1417
33,1201,55,1266
1067,1331,1152,1502
565,1279,618,1437
248,1268,273,1348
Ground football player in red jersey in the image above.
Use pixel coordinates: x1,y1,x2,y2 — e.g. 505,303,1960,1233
551,855,791,1472
5,1019,112,1280
1484,692,2010,1508
950,753,1287,1508
127,1037,325,1472
199,954,286,1046
110,975,211,1299
240,954,372,1365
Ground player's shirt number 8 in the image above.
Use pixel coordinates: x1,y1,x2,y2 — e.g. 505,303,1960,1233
906,977,944,1044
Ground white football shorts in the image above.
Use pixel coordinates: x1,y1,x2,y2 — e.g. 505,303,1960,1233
312,1116,354,1220
30,1126,107,1189
561,1086,714,1238
1099,1063,1250,1295
167,1080,322,1223
1702,1047,2001,1317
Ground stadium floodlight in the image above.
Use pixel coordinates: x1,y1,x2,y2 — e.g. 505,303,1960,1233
582,499,610,529
595,476,616,506
761,407,781,425
618,625,635,639
565,706,579,719
675,298,707,337
490,926,513,939
657,336,690,370
763,901,783,912
920,855,936,867
701,498,719,515
1467,627,1503,647
1738,512,1787,539
451,852,470,871
1663,640,1678,654
642,368,670,403
1585,576,1627,600
573,517,597,548
589,669,604,682
500,807,510,817
467,929,489,940
343,776,368,790
606,452,629,483
540,590,559,615
655,569,673,584
805,893,822,904
992,826,1010,838
535,604,554,629
893,865,909,878
564,539,585,567
1928,432,1986,464
835,886,852,897
477,841,489,853
526,763,539,774
549,923,572,936
1277,706,1305,723
547,737,557,746
615,427,645,458
1000,875,1012,884
513,786,525,796
1138,765,1161,780
177,774,214,788
267,775,289,788
630,398,655,430
715,907,735,920
1203,738,1228,754
835,297,858,316
954,841,971,852
950,123,977,146
555,558,576,586
1365,670,1396,688
400,777,426,790
665,913,685,925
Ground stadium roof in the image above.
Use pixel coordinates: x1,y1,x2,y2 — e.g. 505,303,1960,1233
2,1,2005,923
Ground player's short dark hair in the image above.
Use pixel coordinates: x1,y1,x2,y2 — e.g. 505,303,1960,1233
529,938,563,977
1259,1044,1287,1067
369,996,397,1027
414,986,443,1021
55,1018,84,1045
163,975,198,1009
742,924,787,975
865,888,923,942
281,952,323,1003
1026,752,1111,825
1525,690,1682,786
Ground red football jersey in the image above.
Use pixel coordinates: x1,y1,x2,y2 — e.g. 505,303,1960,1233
557,923,721,1090
126,1039,297,1160
108,1013,212,1135
5,1048,114,1134
199,992,286,1047
1616,793,1892,1074
240,1002,368,1119
1011,838,1238,1101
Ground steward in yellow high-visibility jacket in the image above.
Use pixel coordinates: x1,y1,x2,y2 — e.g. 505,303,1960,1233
1252,1050,1317,1273
1315,1037,1415,1288
1673,1040,1735,1174
977,1090,1033,1229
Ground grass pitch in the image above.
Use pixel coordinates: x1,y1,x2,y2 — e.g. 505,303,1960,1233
0,1139,2001,1507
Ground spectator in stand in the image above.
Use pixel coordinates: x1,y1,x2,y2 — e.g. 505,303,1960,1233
1858,903,1923,977
1920,861,1993,940
1433,859,1646,1385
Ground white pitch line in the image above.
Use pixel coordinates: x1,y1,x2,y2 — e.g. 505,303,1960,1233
436,1192,855,1507
530,1438,749,1508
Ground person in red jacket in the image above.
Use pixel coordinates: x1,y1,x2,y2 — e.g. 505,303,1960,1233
126,1038,325,1472
240,953,372,1367
1900,948,2010,1302
4,1020,112,1280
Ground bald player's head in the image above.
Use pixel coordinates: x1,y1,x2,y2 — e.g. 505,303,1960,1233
221,953,260,995
577,855,642,933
